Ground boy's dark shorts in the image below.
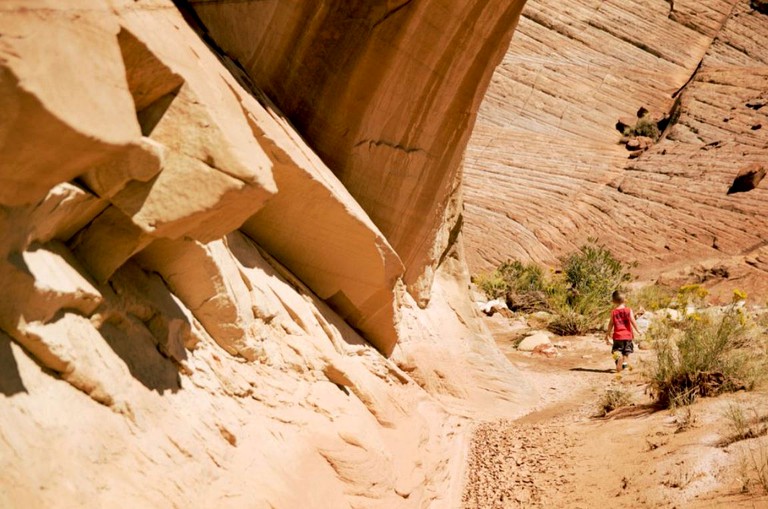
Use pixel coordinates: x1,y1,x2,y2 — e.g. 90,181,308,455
612,340,634,356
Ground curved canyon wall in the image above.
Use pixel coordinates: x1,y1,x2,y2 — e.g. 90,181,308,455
189,0,527,302
0,0,530,507
464,0,768,297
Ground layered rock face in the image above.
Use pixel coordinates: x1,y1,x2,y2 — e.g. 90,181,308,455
464,0,768,296
0,0,531,507
189,0,527,301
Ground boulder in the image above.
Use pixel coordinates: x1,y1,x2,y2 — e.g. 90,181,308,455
517,332,552,352
26,183,107,245
661,308,682,321
135,235,265,362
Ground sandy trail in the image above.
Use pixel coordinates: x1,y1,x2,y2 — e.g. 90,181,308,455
461,333,768,508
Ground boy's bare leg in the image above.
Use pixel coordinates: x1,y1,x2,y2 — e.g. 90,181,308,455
622,354,629,371
615,356,622,373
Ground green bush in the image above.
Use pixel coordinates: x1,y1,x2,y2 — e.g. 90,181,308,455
623,117,660,141
473,241,632,335
561,240,631,298
473,271,508,300
497,260,547,294
474,260,549,311
550,240,633,334
647,306,765,408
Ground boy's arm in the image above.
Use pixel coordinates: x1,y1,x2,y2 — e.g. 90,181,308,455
605,317,613,344
629,310,642,336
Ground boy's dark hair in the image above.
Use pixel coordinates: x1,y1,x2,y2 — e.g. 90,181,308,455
612,290,625,304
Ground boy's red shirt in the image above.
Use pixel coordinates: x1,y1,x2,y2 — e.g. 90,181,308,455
611,307,633,340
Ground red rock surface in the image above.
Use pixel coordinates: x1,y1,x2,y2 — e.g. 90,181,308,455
464,0,768,297
190,0,527,301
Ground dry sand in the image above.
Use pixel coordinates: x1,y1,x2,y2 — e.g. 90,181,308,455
461,332,768,508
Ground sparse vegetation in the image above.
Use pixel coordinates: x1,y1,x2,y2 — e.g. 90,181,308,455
623,116,661,141
597,387,633,416
747,442,768,494
561,241,631,300
473,271,508,300
473,241,632,335
644,312,677,349
647,305,766,408
629,283,676,311
724,402,768,494
673,406,697,433
722,403,767,445
676,284,709,308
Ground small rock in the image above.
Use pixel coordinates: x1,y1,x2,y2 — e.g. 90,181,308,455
532,344,558,358
478,298,509,316
626,136,654,150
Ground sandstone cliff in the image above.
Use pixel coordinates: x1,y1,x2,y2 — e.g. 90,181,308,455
0,1,531,507
464,0,768,298
189,0,527,303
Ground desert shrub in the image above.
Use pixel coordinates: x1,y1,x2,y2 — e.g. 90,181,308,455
547,305,594,336
644,313,678,348
742,442,768,494
597,388,633,416
623,116,660,141
647,306,765,408
549,240,633,334
498,260,547,293
561,240,631,298
630,284,676,311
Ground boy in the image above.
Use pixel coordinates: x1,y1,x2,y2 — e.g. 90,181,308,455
605,290,641,372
